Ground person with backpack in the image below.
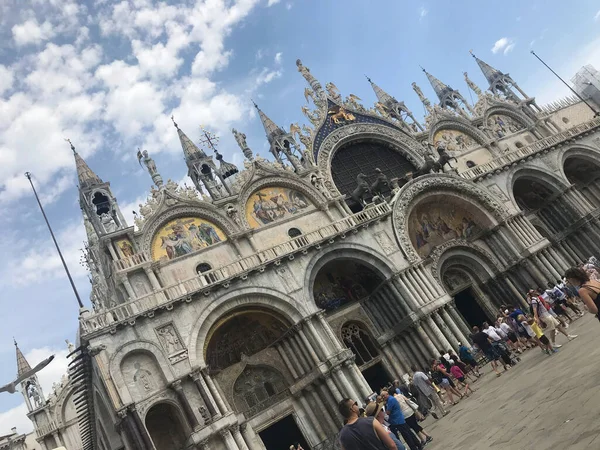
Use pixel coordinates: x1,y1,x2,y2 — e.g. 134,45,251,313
338,398,398,450
411,367,448,420
528,290,577,348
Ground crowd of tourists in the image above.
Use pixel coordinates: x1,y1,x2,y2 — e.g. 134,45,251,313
336,259,600,450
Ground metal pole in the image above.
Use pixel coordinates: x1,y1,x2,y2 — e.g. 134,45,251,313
24,172,84,308
531,50,599,116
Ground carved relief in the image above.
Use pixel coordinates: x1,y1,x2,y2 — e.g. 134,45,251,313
486,183,509,202
373,230,397,256
155,323,184,354
133,363,155,394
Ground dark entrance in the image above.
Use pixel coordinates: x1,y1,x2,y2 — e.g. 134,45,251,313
362,361,392,393
454,288,491,328
259,414,311,450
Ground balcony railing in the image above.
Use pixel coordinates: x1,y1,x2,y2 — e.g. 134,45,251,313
35,421,58,438
459,117,600,181
113,251,150,272
81,202,392,334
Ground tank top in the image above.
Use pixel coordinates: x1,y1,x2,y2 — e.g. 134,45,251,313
338,417,388,450
582,284,600,322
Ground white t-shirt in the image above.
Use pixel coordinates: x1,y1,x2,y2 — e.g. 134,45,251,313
499,322,512,336
531,297,552,319
495,326,507,339
483,327,502,341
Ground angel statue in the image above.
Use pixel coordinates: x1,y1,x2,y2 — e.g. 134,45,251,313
304,87,317,105
289,123,302,141
137,149,157,176
326,82,342,102
345,94,364,111
1,352,54,394
373,102,389,118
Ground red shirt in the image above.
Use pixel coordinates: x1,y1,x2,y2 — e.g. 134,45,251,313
450,365,464,379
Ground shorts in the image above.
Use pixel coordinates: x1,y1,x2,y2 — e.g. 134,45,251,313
507,332,518,343
540,315,559,331
464,357,478,368
457,376,465,383
440,378,455,388
539,335,550,346
518,330,530,339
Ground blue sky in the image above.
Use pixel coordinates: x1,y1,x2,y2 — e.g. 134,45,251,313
1,0,599,433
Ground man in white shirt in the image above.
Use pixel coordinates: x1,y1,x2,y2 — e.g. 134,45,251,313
482,322,502,342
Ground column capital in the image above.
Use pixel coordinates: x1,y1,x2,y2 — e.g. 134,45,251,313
239,422,248,432
219,429,230,439
197,439,210,450
171,379,183,391
116,408,128,419
189,369,202,382
229,424,240,434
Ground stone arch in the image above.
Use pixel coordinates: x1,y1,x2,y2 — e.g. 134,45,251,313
428,118,488,149
109,340,175,405
393,174,508,262
558,144,600,186
508,165,570,212
120,351,168,401
340,321,379,367
145,401,189,450
188,287,308,368
316,123,426,198
303,243,396,312
140,204,236,258
433,243,502,327
483,105,534,133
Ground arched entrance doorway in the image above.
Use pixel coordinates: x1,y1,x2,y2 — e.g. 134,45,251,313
564,155,600,208
312,258,391,389
330,140,416,211
145,402,188,450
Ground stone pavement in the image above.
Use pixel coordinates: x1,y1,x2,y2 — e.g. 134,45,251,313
421,314,600,450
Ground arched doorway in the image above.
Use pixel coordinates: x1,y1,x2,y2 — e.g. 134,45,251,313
564,155,600,208
204,308,290,374
341,322,390,391
330,140,416,211
145,402,188,450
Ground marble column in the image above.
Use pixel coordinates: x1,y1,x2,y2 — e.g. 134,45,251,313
52,432,63,447
202,369,228,415
130,406,154,450
385,284,410,316
298,392,327,441
440,306,468,345
415,324,437,358
381,342,404,378
144,266,162,290
121,277,136,300
288,334,311,373
190,370,218,420
324,373,342,401
447,302,472,337
524,260,547,286
297,325,320,365
220,429,240,450
305,317,330,359
117,409,144,450
332,366,360,404
276,343,299,379
432,311,459,349
503,276,528,309
316,382,341,434
171,380,199,429
240,423,261,450
394,274,420,309
406,269,430,304
389,339,410,374
345,360,371,399
403,333,427,367
539,251,561,280
317,312,344,352
231,425,250,450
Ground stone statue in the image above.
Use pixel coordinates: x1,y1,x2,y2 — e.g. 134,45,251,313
232,128,249,152
345,94,363,110
351,173,371,206
370,168,389,197
464,72,482,97
304,87,317,105
139,203,152,218
226,204,241,226
310,173,331,199
374,102,389,118
296,59,321,92
198,405,211,423
165,178,179,193
412,82,432,111
326,82,342,102
100,213,117,233
137,149,158,176
27,382,42,407
437,145,458,170
301,106,321,126
65,339,75,354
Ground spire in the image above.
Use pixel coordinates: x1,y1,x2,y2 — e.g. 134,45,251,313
171,116,207,160
421,67,453,102
253,101,286,144
67,139,102,189
214,150,239,179
366,76,395,105
470,50,503,87
14,340,32,378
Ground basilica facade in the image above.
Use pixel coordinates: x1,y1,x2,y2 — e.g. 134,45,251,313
16,55,600,450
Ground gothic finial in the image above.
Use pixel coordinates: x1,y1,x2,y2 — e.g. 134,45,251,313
469,49,475,57
365,74,372,83
171,115,179,129
13,337,17,347
251,99,258,109
64,138,76,154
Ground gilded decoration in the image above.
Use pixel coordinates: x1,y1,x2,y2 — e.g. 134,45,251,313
433,129,478,152
150,217,226,261
487,114,524,139
115,239,135,258
408,199,485,257
245,186,312,228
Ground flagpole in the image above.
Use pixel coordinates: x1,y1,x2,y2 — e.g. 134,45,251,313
24,172,84,308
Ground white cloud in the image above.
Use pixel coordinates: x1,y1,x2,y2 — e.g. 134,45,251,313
268,0,281,6
274,52,283,64
595,10,600,21
0,66,14,95
255,68,283,86
491,37,515,55
0,347,70,435
12,18,56,46
419,6,428,20
286,3,293,10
